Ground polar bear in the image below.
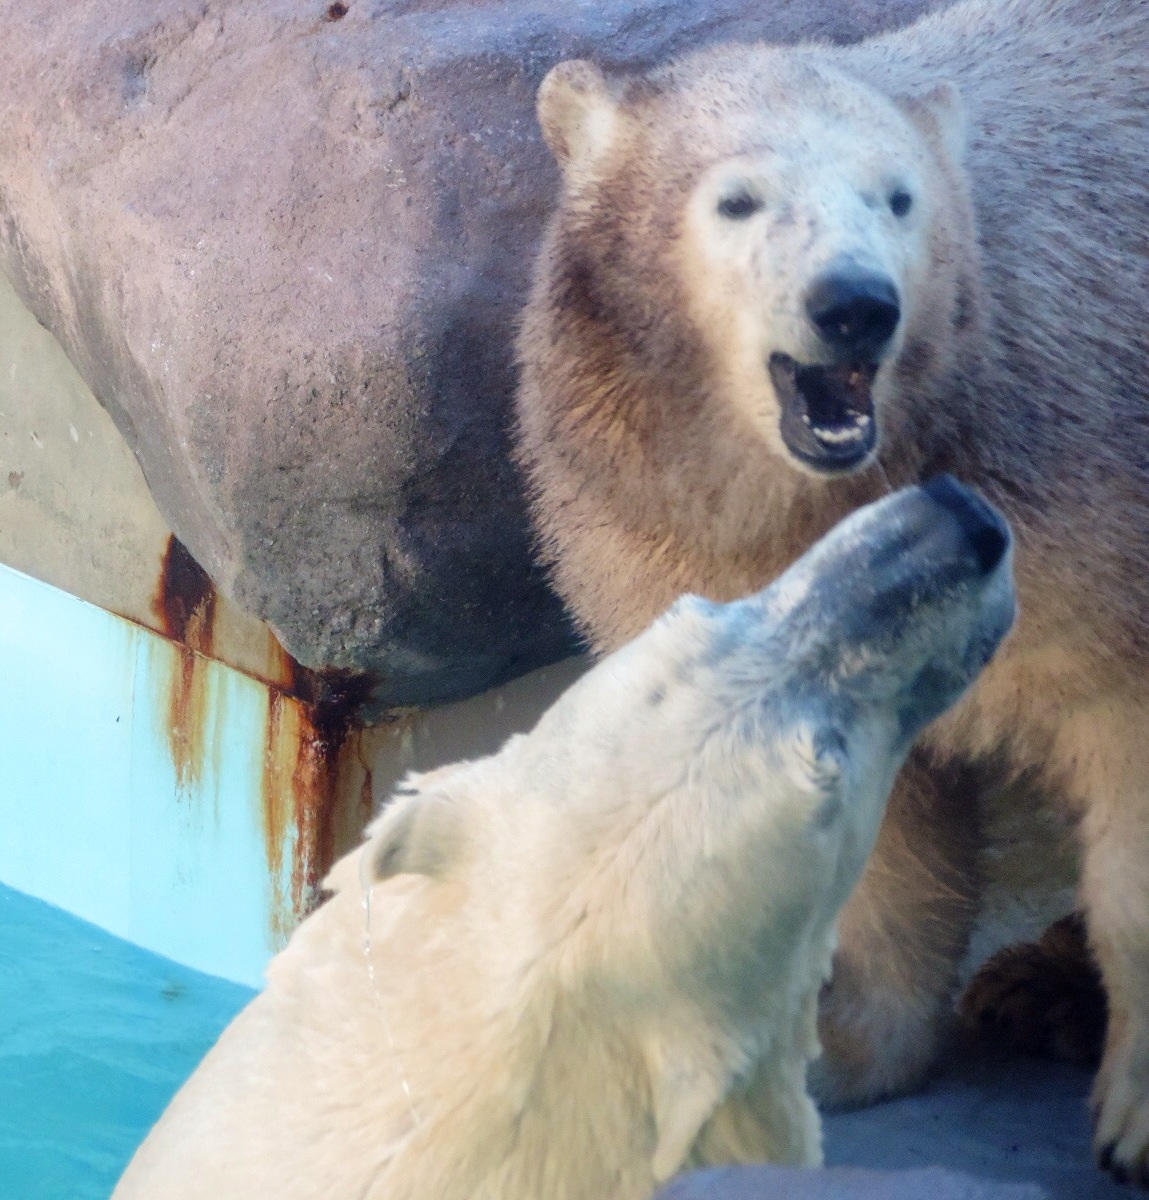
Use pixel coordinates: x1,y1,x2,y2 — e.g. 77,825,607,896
513,0,1149,1181
112,480,1013,1200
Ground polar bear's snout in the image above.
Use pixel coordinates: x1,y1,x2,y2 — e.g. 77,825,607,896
745,476,1015,748
769,266,903,473
876,473,1013,601
920,472,1009,576
804,267,902,362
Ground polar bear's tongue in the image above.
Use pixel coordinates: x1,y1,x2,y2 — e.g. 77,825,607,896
770,353,877,472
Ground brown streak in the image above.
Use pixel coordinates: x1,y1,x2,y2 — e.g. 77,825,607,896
155,536,217,790
261,669,376,942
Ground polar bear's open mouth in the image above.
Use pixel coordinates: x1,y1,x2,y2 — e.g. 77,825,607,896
769,353,878,472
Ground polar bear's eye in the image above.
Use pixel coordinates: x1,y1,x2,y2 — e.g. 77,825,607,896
889,189,913,218
717,191,763,220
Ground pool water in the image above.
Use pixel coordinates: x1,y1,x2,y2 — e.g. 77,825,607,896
0,884,254,1200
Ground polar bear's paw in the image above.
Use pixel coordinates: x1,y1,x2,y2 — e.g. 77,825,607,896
959,913,1106,1067
1093,1029,1149,1188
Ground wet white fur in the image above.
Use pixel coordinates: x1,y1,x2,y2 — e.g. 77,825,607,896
113,489,1010,1200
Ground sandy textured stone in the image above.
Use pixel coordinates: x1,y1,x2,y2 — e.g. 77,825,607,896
0,0,939,704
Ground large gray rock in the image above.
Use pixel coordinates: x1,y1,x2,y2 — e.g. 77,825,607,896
0,0,940,704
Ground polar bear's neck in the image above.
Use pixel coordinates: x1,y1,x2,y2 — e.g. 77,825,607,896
345,866,835,1199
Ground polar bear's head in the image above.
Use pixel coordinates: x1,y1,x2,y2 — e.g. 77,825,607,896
534,46,976,477
364,477,1011,1010
357,478,1011,1182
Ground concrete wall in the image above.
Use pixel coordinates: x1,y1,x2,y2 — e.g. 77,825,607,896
0,271,297,688
0,272,586,984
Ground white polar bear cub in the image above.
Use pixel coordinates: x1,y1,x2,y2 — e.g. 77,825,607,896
114,477,1014,1200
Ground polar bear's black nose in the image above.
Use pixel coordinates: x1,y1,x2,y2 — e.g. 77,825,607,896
806,271,901,358
922,475,1011,575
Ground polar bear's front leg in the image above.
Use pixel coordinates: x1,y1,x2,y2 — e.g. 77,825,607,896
693,1044,822,1171
1074,705,1149,1185
809,747,982,1108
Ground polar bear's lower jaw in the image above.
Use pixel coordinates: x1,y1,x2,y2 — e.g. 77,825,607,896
770,353,878,473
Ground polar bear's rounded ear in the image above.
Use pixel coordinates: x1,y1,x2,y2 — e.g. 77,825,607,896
364,784,465,883
899,81,966,166
538,59,619,172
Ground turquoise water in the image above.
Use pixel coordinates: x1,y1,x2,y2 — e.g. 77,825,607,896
0,883,254,1200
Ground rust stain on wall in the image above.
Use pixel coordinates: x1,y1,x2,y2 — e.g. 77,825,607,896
359,759,375,827
261,666,379,943
153,536,217,791
262,690,294,945
153,536,216,650
265,636,301,693
149,533,385,946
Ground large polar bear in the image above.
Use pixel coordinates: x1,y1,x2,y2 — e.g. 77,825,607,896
513,0,1148,1182
113,480,1013,1200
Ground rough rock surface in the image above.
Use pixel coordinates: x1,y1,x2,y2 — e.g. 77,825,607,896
0,0,940,704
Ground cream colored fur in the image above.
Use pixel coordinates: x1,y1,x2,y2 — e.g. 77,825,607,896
113,485,1013,1200
514,0,1149,1181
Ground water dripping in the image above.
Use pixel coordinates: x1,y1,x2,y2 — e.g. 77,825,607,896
359,849,421,1131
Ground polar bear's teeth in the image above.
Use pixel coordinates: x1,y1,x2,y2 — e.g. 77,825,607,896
803,412,872,444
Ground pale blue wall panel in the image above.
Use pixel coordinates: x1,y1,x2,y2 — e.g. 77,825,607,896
0,563,137,935
126,636,288,986
0,562,302,987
